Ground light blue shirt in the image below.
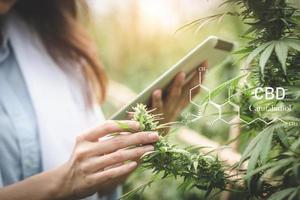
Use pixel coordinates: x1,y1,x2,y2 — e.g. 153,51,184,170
0,33,42,185
0,35,120,199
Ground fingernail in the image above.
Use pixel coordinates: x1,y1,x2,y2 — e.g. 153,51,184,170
154,90,161,98
128,161,137,168
144,145,154,151
179,72,186,80
133,121,140,131
148,132,159,141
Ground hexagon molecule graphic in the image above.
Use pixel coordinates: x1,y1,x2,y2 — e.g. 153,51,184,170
188,70,289,126
220,101,240,124
189,84,211,108
202,101,222,125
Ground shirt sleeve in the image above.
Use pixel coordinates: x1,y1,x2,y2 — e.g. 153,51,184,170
93,186,121,200
106,186,122,200
84,186,121,200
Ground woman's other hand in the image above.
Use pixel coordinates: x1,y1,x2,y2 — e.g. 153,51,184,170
55,120,159,199
151,61,208,128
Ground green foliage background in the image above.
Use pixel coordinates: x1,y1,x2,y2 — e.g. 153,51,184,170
88,0,300,199
227,0,300,199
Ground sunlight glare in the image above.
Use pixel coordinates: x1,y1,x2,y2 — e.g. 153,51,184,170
138,0,180,31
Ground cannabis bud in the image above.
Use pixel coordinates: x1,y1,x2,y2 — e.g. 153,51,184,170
122,104,228,199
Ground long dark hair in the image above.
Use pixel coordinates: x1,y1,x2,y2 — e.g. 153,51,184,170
13,0,107,105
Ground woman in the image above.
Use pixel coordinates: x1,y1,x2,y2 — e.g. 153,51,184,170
0,0,206,199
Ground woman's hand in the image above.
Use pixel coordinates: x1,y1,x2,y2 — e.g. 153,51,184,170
0,120,157,200
151,61,208,127
56,120,159,199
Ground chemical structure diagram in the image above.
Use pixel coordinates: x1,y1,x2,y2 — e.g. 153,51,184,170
188,67,289,126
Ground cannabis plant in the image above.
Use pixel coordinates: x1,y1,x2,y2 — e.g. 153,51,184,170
196,0,300,199
121,1,300,199
229,0,300,199
121,104,229,199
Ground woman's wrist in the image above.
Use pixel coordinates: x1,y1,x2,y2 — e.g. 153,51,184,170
48,163,73,200
0,164,69,200
32,165,68,200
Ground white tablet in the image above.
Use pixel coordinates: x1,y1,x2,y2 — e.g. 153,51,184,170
110,36,237,120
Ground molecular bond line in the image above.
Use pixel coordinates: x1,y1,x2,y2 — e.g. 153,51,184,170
189,69,288,126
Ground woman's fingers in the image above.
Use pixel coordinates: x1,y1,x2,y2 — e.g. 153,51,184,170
174,62,208,114
66,120,156,198
151,89,163,114
82,145,154,173
89,161,138,184
186,61,208,99
92,131,159,155
82,120,140,142
167,72,185,100
176,68,203,111
184,71,200,98
151,72,185,122
177,61,208,106
172,72,199,115
165,72,186,113
199,60,208,81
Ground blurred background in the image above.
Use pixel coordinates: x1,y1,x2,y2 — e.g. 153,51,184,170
86,0,247,199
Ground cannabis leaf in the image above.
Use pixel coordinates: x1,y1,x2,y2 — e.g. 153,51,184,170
275,41,288,75
259,43,275,75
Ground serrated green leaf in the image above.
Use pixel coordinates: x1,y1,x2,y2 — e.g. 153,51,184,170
239,126,273,166
287,189,299,200
202,73,245,103
246,146,260,174
291,137,300,152
267,187,295,200
293,163,300,180
276,129,289,148
259,43,275,75
260,129,274,164
246,147,260,192
243,26,257,36
275,41,288,75
246,42,272,66
243,162,276,180
266,158,293,177
285,39,300,51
